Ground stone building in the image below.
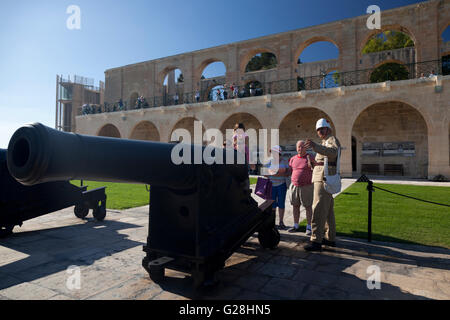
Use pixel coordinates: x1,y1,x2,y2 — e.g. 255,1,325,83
74,0,450,179
56,75,104,132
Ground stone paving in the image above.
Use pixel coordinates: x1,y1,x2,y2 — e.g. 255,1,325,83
1,183,449,300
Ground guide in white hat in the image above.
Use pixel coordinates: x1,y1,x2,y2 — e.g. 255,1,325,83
303,118,342,251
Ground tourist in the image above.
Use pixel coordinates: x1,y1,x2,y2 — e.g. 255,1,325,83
263,145,289,230
223,86,228,100
233,84,239,98
232,123,255,170
249,83,256,96
174,93,179,105
287,140,314,234
304,118,341,251
195,90,200,103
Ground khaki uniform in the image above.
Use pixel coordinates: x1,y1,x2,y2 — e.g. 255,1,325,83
310,135,341,244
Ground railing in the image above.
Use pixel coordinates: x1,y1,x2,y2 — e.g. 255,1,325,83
60,75,101,92
89,59,443,115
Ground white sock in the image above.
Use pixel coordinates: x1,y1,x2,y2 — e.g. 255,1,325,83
306,224,311,230
294,223,299,229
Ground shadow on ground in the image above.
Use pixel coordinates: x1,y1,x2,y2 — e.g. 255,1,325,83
0,218,143,290
136,231,447,300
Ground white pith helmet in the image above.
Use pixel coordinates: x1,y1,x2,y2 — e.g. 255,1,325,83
316,118,332,131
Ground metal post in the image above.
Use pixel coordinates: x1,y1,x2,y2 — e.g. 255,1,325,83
367,180,374,242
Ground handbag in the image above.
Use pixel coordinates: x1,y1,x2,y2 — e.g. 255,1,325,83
324,147,341,194
255,177,273,200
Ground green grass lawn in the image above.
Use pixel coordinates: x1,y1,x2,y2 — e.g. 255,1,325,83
73,179,449,248
329,182,450,248
71,180,149,210
74,176,257,210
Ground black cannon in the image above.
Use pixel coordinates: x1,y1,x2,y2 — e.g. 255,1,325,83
6,123,279,287
0,148,107,237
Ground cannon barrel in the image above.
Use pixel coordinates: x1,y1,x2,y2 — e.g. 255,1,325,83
7,123,246,189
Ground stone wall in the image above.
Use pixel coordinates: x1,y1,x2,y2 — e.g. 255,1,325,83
103,1,450,105
77,76,450,179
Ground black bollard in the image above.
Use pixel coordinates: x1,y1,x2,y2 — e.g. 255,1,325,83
367,180,374,242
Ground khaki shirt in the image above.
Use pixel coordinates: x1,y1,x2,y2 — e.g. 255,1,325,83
312,135,341,183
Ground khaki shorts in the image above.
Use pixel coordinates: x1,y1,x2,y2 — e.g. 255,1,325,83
289,183,313,208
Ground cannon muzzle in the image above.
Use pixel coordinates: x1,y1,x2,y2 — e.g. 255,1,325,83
7,123,245,189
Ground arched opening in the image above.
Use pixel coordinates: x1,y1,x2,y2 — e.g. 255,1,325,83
162,67,184,106
129,121,160,141
220,113,263,137
220,113,263,169
245,52,277,73
298,41,339,64
296,40,340,90
362,30,414,55
200,61,227,102
170,117,206,144
361,29,416,75
98,124,121,138
279,108,336,154
369,62,409,83
201,61,226,79
352,101,428,178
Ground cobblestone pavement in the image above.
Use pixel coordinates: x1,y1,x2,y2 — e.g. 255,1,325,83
1,185,449,300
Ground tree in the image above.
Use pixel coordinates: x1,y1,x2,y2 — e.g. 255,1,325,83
332,71,340,86
362,31,414,54
245,52,277,72
177,73,184,83
370,63,409,83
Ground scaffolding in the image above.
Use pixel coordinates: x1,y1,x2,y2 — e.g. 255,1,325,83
56,75,104,132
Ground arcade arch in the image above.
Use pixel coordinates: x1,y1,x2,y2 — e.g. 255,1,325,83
170,117,206,144
219,113,263,155
359,27,416,63
352,101,428,178
98,124,121,138
129,121,160,141
200,61,226,79
297,40,340,64
369,61,409,83
278,108,336,150
244,51,278,73
160,67,185,105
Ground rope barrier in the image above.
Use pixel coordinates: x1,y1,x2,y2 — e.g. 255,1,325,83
372,185,450,207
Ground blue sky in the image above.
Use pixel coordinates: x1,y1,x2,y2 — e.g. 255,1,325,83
0,0,435,147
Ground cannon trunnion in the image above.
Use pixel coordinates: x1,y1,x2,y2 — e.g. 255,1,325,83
7,123,279,287
0,148,107,237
